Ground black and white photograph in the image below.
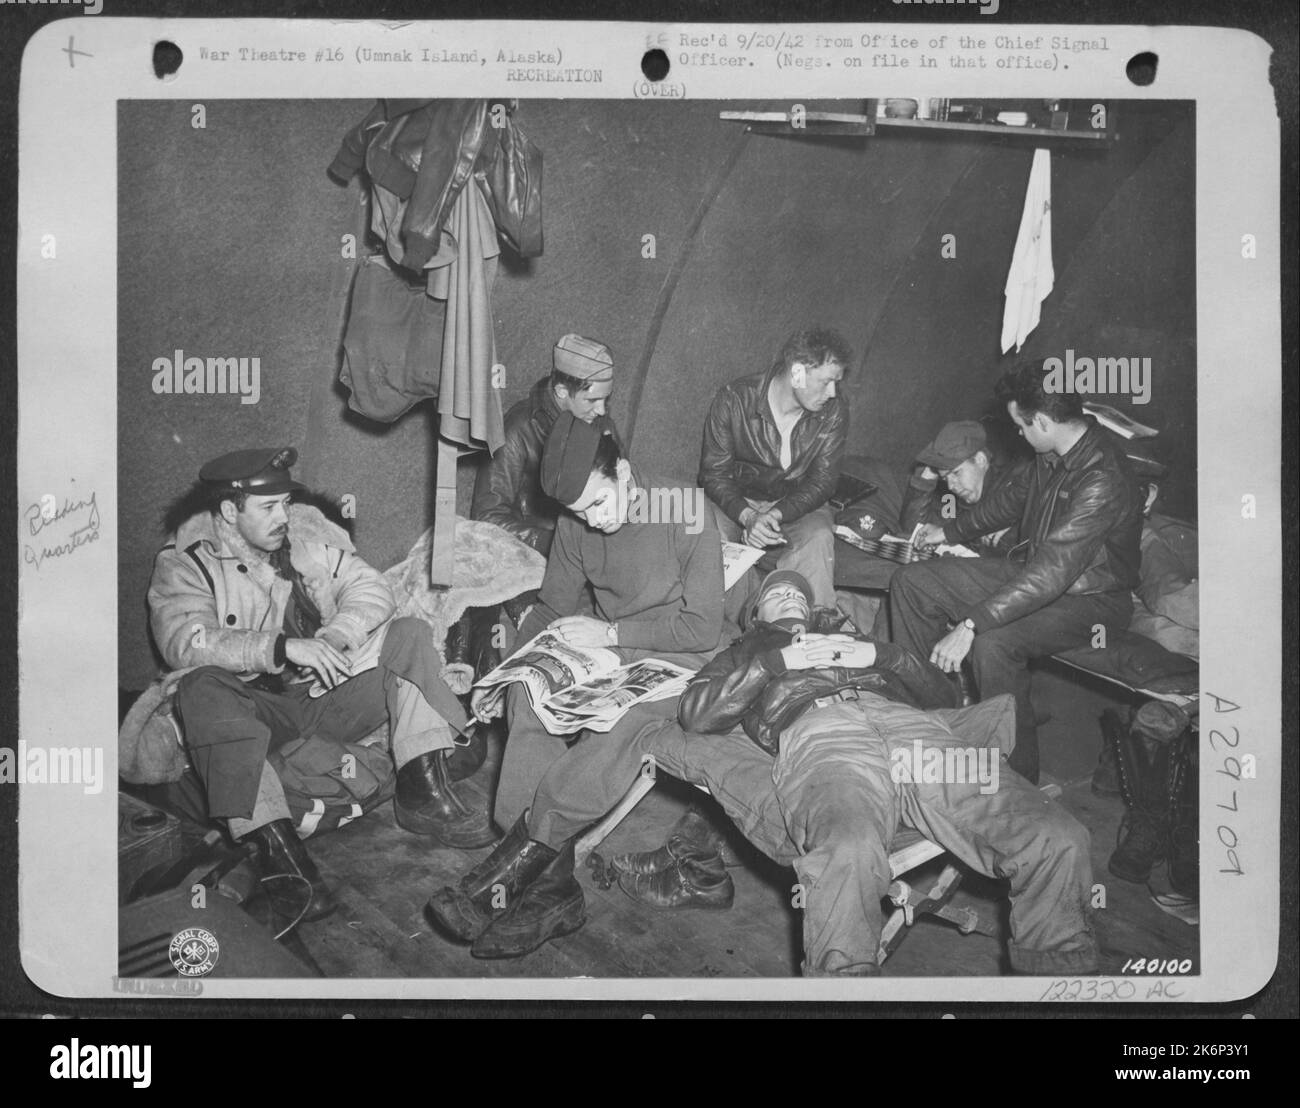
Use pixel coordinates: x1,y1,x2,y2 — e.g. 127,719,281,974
110,91,1202,983
8,13,1287,1018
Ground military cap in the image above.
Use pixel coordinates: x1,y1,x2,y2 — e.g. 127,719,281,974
553,333,615,382
198,446,305,495
541,413,618,505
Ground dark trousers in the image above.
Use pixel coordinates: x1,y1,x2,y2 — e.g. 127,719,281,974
889,557,1132,782
495,684,684,847
175,617,464,820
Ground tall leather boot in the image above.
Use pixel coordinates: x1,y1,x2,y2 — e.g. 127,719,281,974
444,721,489,783
394,750,501,849
471,839,586,959
243,818,338,923
426,814,557,941
444,606,504,693
1108,711,1171,884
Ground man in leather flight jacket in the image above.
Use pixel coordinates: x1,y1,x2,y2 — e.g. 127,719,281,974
444,336,619,686
699,328,851,609
672,570,1098,977
889,361,1144,784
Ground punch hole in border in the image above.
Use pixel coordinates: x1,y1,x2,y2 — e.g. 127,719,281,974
641,49,670,82
1125,52,1158,86
153,41,183,81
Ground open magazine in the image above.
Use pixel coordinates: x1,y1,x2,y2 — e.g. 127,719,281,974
474,630,694,734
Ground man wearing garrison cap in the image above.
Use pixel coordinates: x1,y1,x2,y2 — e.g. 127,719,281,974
449,334,620,686
471,333,616,555
147,447,498,928
428,413,736,959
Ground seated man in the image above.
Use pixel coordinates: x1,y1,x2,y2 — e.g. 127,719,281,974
150,447,497,921
700,327,851,610
657,570,1098,977
900,418,1027,553
889,362,1144,783
427,414,731,958
447,333,618,684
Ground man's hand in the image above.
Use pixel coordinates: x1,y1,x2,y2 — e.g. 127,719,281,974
549,615,616,649
471,684,506,722
930,623,974,673
780,633,876,670
914,523,946,548
285,637,353,690
744,509,786,549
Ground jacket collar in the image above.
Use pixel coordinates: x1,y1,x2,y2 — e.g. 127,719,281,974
1056,418,1105,472
173,503,355,556
530,375,561,429
744,363,839,427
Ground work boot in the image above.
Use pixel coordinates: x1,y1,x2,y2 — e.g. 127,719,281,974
1168,823,1199,899
1108,806,1168,883
243,818,338,923
618,848,735,911
426,815,559,941
471,840,586,959
1107,709,1172,883
394,750,501,849
611,807,732,876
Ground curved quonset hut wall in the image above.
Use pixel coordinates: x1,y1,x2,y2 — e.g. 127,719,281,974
117,98,1194,687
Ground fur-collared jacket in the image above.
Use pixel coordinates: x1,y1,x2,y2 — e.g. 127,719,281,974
147,504,395,680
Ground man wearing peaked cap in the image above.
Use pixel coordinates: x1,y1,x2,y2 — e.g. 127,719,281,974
429,412,739,959
146,446,500,928
452,334,621,689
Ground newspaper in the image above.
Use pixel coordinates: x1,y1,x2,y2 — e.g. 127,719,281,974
722,541,764,590
475,631,693,734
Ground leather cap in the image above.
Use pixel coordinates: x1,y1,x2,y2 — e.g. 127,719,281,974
199,447,305,496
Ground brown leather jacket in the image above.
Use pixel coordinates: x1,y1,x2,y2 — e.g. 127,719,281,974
699,364,848,525
945,419,1144,632
470,376,563,554
679,621,959,756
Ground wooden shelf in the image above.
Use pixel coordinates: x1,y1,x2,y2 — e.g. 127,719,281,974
875,117,1110,141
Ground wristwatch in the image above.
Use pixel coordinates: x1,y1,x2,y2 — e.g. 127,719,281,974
961,618,976,633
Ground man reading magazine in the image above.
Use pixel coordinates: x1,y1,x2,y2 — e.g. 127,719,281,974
426,413,736,958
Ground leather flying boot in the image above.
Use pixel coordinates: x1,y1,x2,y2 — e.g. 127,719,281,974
467,604,503,679
471,840,586,958
244,818,339,923
426,815,557,941
1108,718,1171,883
394,749,501,849
618,847,735,911
611,807,731,877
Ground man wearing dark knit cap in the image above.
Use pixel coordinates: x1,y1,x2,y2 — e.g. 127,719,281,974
427,414,733,958
148,447,497,927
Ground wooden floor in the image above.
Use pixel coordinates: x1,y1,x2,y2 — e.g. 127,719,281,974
291,664,1199,979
